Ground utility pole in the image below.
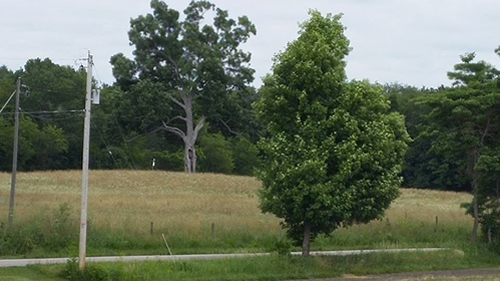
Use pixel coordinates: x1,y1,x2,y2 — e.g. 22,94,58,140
79,51,92,271
8,77,21,229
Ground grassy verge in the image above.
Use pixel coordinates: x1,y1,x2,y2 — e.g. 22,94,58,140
27,247,500,281
0,266,63,281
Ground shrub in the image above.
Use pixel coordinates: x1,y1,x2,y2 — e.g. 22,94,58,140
62,258,114,281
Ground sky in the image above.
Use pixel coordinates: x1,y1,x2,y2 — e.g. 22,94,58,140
1,0,499,89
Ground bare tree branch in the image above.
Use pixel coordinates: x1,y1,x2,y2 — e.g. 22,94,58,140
167,115,187,123
193,116,206,142
480,117,491,145
166,55,190,101
167,55,183,82
166,93,186,110
162,120,186,140
219,118,241,136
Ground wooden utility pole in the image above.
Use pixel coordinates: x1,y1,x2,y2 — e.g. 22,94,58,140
8,77,21,229
79,51,93,271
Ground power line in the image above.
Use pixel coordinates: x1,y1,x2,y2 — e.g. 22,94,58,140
0,58,76,61
92,63,104,86
125,126,164,143
113,116,136,170
0,109,84,115
90,116,119,168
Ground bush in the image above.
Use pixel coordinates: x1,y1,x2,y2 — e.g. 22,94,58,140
62,258,116,281
269,237,292,256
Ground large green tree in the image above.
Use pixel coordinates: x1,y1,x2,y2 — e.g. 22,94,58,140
419,50,500,243
385,83,470,191
111,0,256,173
0,61,79,171
256,11,409,256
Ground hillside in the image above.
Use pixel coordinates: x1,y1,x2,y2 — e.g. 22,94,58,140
0,170,473,253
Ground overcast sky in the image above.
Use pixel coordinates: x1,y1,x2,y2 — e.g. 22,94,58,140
1,0,499,88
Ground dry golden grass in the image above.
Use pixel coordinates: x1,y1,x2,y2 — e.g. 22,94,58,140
0,170,473,239
0,171,278,238
388,188,473,224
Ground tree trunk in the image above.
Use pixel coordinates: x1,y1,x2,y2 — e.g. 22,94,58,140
163,93,205,174
184,144,196,173
471,176,479,243
496,176,500,213
184,96,195,173
302,222,311,257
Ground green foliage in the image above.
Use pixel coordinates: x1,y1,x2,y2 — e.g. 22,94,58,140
198,133,234,174
256,11,409,251
49,248,500,281
62,259,113,281
418,48,500,241
0,204,77,255
474,148,500,244
385,83,470,190
269,237,292,256
0,59,84,172
110,0,258,171
231,136,260,176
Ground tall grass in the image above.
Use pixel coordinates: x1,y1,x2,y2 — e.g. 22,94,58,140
37,248,500,281
0,170,474,257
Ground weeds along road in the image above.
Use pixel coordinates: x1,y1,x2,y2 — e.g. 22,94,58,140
0,248,450,267
305,268,500,280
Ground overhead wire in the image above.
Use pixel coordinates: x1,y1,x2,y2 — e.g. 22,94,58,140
0,109,84,115
90,116,119,168
113,116,136,170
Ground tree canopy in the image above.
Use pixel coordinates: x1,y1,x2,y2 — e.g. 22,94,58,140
256,11,409,256
418,50,500,243
110,0,257,173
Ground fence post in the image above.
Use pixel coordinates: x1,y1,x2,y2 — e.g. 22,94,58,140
150,222,154,236
434,216,438,232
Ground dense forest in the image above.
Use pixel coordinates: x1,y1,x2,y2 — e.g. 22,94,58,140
0,50,499,190
0,59,261,175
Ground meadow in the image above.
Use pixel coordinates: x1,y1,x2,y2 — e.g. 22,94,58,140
0,170,474,257
1,170,499,280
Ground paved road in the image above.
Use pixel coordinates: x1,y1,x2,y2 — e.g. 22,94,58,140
303,268,500,280
0,248,449,267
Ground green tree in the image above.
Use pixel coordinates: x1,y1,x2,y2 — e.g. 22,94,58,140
474,148,500,243
232,136,259,176
111,0,256,173
419,50,500,243
385,83,470,191
19,58,86,170
255,11,409,256
198,133,234,174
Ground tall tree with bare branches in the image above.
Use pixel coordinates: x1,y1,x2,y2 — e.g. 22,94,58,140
111,0,256,172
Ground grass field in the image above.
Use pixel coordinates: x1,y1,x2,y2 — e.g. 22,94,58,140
0,170,474,257
0,170,495,280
